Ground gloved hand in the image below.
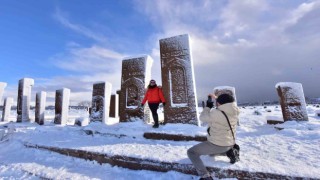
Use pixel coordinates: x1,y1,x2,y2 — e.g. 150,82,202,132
141,103,144,107
162,102,166,106
206,101,214,109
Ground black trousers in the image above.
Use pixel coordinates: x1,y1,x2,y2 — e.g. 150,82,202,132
148,103,159,125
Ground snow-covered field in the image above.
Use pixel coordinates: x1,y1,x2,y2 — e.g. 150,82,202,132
0,105,319,179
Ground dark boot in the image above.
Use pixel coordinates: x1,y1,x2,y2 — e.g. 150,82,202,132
152,124,159,128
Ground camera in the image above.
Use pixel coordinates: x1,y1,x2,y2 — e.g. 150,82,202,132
206,96,214,109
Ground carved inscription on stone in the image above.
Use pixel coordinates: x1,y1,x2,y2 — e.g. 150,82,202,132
160,34,199,125
91,83,105,121
276,83,308,121
170,66,187,104
119,56,152,122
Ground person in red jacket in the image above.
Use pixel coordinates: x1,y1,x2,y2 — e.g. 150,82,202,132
141,79,166,128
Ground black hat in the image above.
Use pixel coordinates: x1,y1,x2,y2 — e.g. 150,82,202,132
216,94,235,105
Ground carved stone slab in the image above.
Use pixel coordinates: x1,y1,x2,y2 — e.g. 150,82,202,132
160,34,199,125
90,82,112,124
0,82,7,103
109,94,119,118
275,82,308,121
2,97,13,122
35,91,46,125
17,78,34,122
119,56,152,122
54,88,70,125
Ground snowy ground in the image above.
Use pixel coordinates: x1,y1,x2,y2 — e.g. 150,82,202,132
0,105,319,179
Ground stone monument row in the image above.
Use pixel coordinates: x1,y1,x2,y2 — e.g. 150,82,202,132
0,82,7,103
54,88,71,125
160,34,199,125
90,82,112,124
119,56,152,122
35,91,46,125
275,82,308,121
2,97,13,122
17,78,34,122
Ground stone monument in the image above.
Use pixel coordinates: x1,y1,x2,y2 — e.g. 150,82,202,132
35,91,46,125
90,82,112,124
276,82,308,121
2,97,13,122
109,94,119,118
160,34,199,125
119,56,152,122
54,88,70,125
17,78,34,122
0,82,7,103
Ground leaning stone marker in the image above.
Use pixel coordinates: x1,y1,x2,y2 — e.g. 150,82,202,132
17,78,34,122
54,88,71,125
109,94,119,118
90,82,112,124
275,82,308,121
35,91,46,125
0,82,7,103
2,97,13,122
160,34,199,125
119,56,152,122
213,86,237,103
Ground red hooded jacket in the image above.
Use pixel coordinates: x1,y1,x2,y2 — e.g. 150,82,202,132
142,86,166,104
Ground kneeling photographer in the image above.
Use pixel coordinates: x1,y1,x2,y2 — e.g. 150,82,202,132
187,93,240,180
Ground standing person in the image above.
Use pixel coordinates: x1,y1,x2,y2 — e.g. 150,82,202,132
187,94,240,180
141,79,166,128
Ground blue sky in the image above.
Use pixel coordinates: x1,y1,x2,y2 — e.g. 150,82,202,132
1,0,320,105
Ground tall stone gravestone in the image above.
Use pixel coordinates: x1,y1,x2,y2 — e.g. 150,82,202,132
35,91,46,125
119,56,152,122
160,34,199,125
2,97,13,122
17,78,34,122
0,82,7,103
213,86,237,103
109,94,119,118
54,88,70,125
90,82,112,124
276,82,308,121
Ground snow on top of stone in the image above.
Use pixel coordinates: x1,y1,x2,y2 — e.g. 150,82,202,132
123,54,149,61
275,82,306,101
0,82,7,87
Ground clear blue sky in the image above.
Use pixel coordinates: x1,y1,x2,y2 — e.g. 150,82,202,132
1,0,319,105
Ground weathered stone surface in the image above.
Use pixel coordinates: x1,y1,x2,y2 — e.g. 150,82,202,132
26,143,314,180
35,91,46,125
109,94,119,118
160,34,199,125
54,88,70,125
17,78,34,122
143,132,206,142
119,56,152,122
90,82,112,124
2,97,13,122
276,82,308,121
0,82,7,103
